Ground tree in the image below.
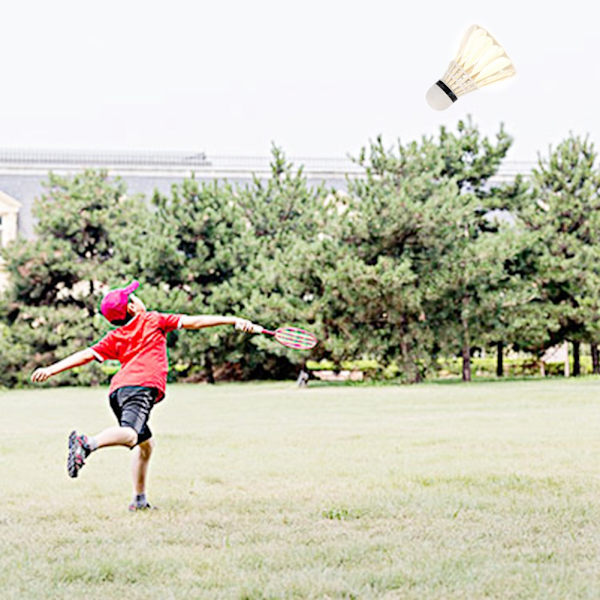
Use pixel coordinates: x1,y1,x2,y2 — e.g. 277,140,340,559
284,119,519,382
473,175,539,377
149,148,331,382
0,170,150,386
512,135,600,375
429,118,517,381
288,135,450,381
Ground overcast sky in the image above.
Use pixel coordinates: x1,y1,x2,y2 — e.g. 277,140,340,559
0,0,596,161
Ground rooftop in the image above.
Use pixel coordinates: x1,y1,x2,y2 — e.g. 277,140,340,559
0,149,536,180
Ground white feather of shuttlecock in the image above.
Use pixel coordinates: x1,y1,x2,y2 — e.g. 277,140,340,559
426,25,516,110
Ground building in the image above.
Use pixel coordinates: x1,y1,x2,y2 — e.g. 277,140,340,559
0,149,368,241
0,191,21,290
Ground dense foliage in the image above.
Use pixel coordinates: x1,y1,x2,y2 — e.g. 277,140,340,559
2,120,600,386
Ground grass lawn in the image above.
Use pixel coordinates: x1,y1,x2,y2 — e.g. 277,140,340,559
1,379,600,599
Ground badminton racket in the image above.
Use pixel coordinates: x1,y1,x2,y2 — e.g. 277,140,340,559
251,325,317,350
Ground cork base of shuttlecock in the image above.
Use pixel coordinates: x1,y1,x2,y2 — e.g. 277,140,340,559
425,81,457,110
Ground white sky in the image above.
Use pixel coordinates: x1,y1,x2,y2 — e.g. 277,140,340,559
0,0,596,161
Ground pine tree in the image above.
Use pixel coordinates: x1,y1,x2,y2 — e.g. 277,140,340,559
512,135,600,374
429,118,515,381
149,148,331,381
0,170,150,386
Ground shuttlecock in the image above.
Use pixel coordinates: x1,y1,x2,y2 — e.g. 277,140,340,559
426,25,516,110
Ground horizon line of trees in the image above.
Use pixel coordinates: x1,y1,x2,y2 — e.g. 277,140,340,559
2,116,600,387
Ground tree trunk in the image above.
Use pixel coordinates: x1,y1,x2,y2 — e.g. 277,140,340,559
399,319,421,384
205,356,215,384
412,364,423,384
591,343,600,374
496,341,504,377
461,295,471,382
400,338,409,377
88,279,96,317
573,341,580,377
462,343,471,382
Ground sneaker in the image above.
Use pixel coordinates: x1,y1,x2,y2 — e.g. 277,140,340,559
128,501,157,512
67,430,91,478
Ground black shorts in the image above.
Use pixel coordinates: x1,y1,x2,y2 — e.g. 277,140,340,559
109,386,159,446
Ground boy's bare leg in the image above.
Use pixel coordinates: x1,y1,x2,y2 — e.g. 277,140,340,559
67,426,137,479
93,426,138,448
132,438,155,495
129,438,155,510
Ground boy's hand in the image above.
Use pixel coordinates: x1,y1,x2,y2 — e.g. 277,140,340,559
31,367,54,383
234,318,260,333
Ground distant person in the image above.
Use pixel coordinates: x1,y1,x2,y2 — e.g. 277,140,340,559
296,362,310,387
31,280,256,511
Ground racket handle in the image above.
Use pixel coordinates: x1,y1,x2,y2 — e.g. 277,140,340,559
250,323,265,334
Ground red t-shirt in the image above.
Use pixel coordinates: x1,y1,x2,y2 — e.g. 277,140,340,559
90,311,182,401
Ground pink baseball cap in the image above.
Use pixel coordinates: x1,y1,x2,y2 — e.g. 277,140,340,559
100,280,140,323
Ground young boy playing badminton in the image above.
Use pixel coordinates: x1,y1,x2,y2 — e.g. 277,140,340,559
31,280,256,511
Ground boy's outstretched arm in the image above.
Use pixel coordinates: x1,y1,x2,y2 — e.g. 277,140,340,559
180,315,257,332
31,348,96,383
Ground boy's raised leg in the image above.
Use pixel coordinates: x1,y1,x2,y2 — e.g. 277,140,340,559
94,426,138,448
67,426,137,478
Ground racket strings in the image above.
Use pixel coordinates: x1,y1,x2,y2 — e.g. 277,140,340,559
275,327,317,349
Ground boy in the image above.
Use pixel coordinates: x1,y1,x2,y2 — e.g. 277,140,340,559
31,280,256,511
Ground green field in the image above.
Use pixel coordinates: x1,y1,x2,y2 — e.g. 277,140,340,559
2,380,600,599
